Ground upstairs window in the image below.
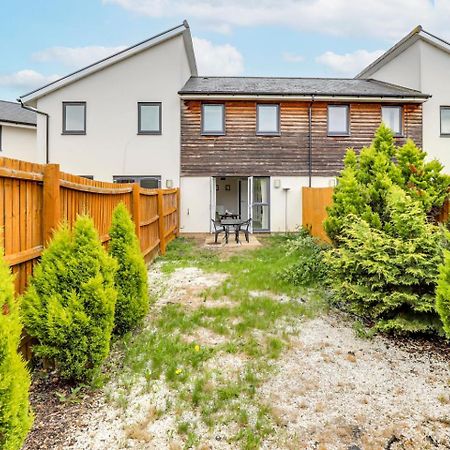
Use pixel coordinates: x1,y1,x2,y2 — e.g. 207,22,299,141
382,106,402,136
63,102,86,134
440,106,450,136
202,104,225,135
257,104,280,135
138,102,162,134
328,105,349,135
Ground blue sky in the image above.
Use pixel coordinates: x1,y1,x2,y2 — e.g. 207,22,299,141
1,0,449,101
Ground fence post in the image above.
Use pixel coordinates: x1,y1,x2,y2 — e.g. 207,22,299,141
132,183,141,248
176,188,181,236
157,189,166,255
43,163,61,245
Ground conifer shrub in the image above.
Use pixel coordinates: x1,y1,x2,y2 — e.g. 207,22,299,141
324,124,450,243
22,216,117,381
109,203,149,334
436,250,450,338
327,186,445,334
0,250,33,450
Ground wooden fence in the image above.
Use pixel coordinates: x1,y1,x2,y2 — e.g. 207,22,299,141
302,187,334,242
303,186,450,242
0,157,179,358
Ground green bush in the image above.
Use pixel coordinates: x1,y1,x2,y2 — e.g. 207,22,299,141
0,250,33,450
22,216,117,381
109,203,149,334
436,249,450,338
327,186,445,334
279,228,329,287
324,124,450,243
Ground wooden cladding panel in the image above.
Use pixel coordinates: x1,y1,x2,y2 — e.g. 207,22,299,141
181,100,423,177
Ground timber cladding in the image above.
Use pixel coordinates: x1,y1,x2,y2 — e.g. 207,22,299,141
181,100,423,177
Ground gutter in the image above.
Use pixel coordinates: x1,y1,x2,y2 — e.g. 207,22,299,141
18,100,50,164
178,94,428,103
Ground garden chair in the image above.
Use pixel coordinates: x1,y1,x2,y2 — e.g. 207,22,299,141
235,218,252,243
211,219,229,244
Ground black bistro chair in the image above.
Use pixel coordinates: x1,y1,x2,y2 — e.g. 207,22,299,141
211,219,229,244
235,218,252,243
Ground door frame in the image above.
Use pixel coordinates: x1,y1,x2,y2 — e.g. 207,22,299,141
250,176,271,232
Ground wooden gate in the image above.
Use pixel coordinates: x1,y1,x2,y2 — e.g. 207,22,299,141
302,187,334,242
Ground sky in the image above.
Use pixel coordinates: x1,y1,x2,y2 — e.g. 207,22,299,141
1,0,450,101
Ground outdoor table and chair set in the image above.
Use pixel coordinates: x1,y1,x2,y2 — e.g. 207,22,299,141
211,213,252,244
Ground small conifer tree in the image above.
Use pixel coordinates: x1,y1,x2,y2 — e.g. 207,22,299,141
0,250,33,450
22,216,117,381
109,203,149,334
327,186,444,333
436,250,450,338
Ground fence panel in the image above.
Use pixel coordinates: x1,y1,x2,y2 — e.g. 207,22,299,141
0,157,179,358
302,187,334,242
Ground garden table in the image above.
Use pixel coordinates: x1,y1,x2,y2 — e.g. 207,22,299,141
221,218,247,243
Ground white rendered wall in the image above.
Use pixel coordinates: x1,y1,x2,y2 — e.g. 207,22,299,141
0,124,37,162
34,34,191,185
270,176,336,232
419,41,450,169
180,176,336,233
180,177,211,233
366,39,450,170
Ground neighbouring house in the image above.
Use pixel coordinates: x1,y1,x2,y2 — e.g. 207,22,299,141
19,21,196,188
357,26,450,169
0,100,37,161
178,77,427,232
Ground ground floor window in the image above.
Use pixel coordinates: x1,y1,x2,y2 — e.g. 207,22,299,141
113,175,161,189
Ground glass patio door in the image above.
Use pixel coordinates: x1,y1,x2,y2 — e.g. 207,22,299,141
250,176,270,232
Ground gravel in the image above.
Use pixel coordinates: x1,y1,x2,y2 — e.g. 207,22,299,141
24,264,450,450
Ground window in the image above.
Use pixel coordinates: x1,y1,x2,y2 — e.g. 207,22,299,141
441,106,450,136
202,104,225,135
138,102,162,134
328,105,349,135
382,106,402,136
256,104,280,135
113,175,161,189
0,125,2,151
62,102,86,134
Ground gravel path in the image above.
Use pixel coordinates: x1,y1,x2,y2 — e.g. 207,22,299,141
24,263,450,450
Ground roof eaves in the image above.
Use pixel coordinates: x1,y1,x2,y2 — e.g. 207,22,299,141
355,25,423,79
20,22,188,103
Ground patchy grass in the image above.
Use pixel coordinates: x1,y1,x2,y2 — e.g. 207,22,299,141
161,235,305,296
108,235,327,448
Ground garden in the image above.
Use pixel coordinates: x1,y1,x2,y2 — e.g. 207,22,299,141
2,125,450,449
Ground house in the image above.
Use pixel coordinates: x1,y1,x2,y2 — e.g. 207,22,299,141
17,21,442,234
0,100,37,161
178,77,427,232
357,26,450,169
20,21,196,188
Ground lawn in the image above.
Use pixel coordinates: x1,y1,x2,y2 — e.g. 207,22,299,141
24,235,450,450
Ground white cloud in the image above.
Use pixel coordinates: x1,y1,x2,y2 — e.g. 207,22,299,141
102,0,450,41
0,70,60,91
33,45,127,68
282,52,304,63
315,49,385,76
193,37,244,75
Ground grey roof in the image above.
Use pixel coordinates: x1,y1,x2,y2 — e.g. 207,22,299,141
180,76,429,98
0,100,36,126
